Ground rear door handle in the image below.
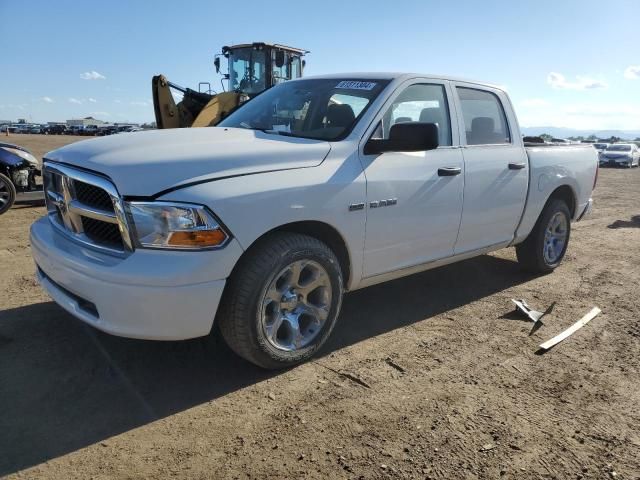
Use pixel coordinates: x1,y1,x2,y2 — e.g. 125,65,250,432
438,167,462,176
508,162,526,170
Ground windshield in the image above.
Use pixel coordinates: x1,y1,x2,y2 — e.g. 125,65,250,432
594,144,607,149
607,144,631,151
218,78,390,141
228,48,267,94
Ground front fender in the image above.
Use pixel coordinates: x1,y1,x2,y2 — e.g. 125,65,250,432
157,147,367,290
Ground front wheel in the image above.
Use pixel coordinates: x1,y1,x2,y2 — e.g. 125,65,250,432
218,232,344,369
0,173,16,215
516,199,571,273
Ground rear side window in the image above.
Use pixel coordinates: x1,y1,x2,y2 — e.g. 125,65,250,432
456,87,511,145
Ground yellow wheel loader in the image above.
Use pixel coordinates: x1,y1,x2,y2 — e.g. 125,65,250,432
152,42,307,129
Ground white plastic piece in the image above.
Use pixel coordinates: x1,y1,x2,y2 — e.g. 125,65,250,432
539,307,601,350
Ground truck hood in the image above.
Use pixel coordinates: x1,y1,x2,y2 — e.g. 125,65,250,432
45,127,331,197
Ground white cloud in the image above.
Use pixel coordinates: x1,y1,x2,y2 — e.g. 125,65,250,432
624,65,640,80
114,99,122,104
130,100,149,107
42,96,54,103
68,98,82,104
80,70,106,80
563,104,640,118
520,98,550,108
547,72,608,90
88,97,97,103
517,102,640,130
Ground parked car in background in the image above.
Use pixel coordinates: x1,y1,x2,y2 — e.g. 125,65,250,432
31,73,598,369
44,124,68,135
594,143,609,152
0,142,41,215
82,125,100,136
15,125,32,134
66,126,84,135
116,125,139,133
601,143,640,168
29,125,43,134
593,143,610,165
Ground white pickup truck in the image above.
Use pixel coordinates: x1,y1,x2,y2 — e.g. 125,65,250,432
31,73,598,368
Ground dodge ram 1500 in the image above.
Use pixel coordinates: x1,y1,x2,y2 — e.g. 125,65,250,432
31,73,598,368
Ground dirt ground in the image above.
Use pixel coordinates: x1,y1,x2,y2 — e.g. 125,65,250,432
1,134,639,480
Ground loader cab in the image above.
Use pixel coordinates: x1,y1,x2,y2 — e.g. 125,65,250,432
217,43,307,96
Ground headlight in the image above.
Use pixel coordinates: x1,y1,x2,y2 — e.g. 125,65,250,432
126,201,230,250
1,146,39,167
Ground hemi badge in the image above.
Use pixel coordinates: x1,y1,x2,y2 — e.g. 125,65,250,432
370,198,397,209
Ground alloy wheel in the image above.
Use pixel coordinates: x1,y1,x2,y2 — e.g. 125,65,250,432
260,259,332,351
543,212,568,265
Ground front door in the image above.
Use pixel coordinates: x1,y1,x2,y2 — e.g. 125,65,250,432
360,82,465,278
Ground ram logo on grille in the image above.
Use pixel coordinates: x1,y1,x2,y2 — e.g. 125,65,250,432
43,162,133,253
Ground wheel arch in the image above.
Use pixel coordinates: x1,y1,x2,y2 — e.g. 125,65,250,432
236,220,352,288
546,184,577,219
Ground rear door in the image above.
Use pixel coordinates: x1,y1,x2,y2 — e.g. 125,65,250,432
360,80,465,278
452,84,528,254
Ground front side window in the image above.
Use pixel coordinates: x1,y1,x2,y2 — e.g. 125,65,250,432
456,87,511,145
219,78,390,141
378,84,452,147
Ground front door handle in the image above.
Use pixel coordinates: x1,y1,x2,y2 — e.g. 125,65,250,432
438,166,462,176
508,162,526,170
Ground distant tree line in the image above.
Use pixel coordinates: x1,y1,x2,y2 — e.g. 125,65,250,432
536,133,637,143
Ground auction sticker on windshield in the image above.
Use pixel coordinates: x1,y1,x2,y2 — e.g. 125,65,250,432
335,81,377,90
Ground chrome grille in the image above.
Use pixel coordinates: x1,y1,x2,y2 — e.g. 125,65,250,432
43,162,133,254
82,217,124,249
73,180,114,211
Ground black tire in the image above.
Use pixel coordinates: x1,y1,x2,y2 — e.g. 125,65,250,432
218,232,344,369
516,199,571,273
0,173,16,215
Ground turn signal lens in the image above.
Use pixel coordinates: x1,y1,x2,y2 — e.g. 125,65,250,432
167,229,228,247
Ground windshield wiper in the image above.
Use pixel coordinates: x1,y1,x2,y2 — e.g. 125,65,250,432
262,129,303,138
237,124,309,139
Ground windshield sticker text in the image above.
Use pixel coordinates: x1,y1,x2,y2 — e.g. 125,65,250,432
336,81,377,91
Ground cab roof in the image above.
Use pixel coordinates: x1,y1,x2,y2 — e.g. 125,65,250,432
297,72,506,91
224,43,309,54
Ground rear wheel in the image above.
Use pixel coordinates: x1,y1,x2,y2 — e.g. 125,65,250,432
0,173,16,215
516,199,571,273
218,232,344,369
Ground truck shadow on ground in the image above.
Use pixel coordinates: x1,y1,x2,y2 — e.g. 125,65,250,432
0,254,533,475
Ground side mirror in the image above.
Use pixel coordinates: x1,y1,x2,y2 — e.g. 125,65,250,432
214,56,221,73
275,50,285,68
364,122,439,155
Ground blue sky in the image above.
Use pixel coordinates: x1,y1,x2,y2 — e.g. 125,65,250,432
1,0,638,130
